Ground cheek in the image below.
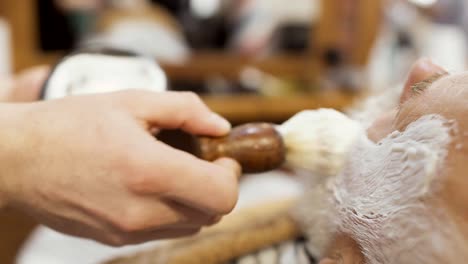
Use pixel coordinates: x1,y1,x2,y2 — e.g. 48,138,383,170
366,109,397,142
321,234,365,264
440,147,468,229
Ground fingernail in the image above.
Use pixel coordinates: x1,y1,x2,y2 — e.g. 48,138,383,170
209,112,231,133
214,158,242,179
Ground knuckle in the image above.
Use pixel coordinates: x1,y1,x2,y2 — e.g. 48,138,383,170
171,228,201,238
185,227,202,236
203,215,221,226
113,89,150,107
124,172,149,194
113,207,146,233
112,89,133,101
104,233,129,247
216,170,238,214
123,89,149,98
124,170,167,195
180,91,202,106
219,192,237,214
117,157,146,193
119,154,166,195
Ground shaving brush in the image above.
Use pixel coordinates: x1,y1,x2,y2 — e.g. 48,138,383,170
196,109,362,175
40,51,360,176
196,123,286,173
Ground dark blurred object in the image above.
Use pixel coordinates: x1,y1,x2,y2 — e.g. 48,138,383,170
169,80,206,93
181,13,230,50
151,0,189,15
157,129,197,153
169,79,256,95
0,208,37,264
323,47,343,67
152,0,231,50
273,24,311,53
396,30,413,48
38,0,76,51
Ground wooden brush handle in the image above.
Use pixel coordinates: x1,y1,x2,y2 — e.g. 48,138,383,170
195,123,286,173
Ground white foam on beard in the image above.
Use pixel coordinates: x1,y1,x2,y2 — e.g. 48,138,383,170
346,84,401,128
294,114,464,263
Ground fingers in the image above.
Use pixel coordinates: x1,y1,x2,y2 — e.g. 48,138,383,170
104,193,225,246
401,58,447,104
213,157,242,181
103,180,228,246
126,141,240,216
157,144,239,215
110,198,220,233
111,227,202,246
10,65,50,102
149,199,221,229
0,76,14,102
118,90,231,136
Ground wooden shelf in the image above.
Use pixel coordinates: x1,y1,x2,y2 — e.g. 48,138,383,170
161,53,317,82
201,91,360,123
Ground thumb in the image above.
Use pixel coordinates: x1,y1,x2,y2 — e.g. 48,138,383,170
213,158,242,180
12,65,50,102
119,91,231,136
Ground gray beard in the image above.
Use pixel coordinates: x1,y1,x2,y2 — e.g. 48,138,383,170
295,114,465,263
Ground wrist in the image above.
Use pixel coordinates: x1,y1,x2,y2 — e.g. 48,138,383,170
0,103,30,209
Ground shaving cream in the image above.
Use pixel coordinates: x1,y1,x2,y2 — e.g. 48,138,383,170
296,114,463,263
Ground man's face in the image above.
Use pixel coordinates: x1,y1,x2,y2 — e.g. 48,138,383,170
395,71,468,233
319,60,468,264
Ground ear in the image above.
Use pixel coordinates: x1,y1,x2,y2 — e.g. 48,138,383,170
400,58,446,104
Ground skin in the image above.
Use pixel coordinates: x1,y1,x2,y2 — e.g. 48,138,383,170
0,66,50,102
320,58,468,263
0,70,241,246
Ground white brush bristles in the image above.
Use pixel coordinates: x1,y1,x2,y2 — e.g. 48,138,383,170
277,109,362,176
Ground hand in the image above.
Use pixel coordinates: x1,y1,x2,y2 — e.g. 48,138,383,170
0,65,49,102
0,90,240,246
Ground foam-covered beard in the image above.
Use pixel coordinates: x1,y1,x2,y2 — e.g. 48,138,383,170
295,114,465,263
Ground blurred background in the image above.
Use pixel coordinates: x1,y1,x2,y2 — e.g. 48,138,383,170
0,0,467,263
